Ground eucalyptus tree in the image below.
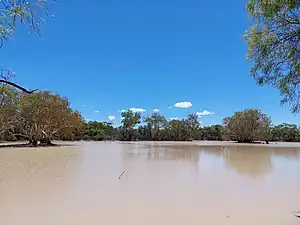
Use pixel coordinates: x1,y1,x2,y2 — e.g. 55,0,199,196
245,0,300,112
120,110,141,141
0,84,20,136
143,112,167,141
18,91,81,145
223,109,271,142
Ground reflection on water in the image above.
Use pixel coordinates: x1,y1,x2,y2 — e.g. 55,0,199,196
223,146,273,179
123,142,300,179
0,142,300,225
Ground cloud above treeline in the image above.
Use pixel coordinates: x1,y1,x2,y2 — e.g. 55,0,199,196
114,106,214,119
108,115,116,121
130,108,146,113
196,110,214,117
94,110,100,113
119,108,147,113
173,101,192,108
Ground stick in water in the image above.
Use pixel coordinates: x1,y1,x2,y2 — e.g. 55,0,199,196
118,170,126,180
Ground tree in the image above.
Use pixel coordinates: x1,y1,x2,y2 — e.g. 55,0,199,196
120,110,141,141
184,113,201,140
17,91,81,145
0,0,52,93
0,84,21,136
201,125,225,141
83,121,116,141
143,112,167,141
270,123,299,141
58,111,85,141
168,119,190,141
223,109,271,143
245,0,300,113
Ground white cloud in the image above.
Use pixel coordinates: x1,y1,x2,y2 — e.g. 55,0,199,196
196,110,214,117
83,105,87,107
153,109,160,112
169,117,179,120
94,110,100,113
108,115,116,121
129,108,146,113
118,108,146,113
174,101,192,108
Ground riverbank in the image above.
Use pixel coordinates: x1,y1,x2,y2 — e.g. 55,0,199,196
1,140,300,149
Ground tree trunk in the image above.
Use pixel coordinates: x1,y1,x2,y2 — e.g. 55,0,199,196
29,139,38,146
40,138,53,146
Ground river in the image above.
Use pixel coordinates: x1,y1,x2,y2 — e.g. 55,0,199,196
0,141,300,225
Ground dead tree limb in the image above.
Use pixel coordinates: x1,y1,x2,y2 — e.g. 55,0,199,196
118,171,126,180
0,79,37,94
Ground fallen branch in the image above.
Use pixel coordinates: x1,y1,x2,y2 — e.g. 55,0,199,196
0,79,37,94
118,170,126,180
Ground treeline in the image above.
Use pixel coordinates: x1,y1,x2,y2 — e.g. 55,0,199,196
1,86,300,145
82,110,300,143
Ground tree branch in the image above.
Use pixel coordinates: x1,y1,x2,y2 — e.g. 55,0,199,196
0,79,37,94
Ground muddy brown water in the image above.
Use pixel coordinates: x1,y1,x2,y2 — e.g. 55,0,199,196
0,141,300,225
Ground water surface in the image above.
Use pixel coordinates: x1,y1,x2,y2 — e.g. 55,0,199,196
0,142,300,225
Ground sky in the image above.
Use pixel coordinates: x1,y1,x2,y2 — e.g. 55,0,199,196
0,0,299,125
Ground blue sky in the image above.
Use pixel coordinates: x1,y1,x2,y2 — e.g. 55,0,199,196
0,0,299,125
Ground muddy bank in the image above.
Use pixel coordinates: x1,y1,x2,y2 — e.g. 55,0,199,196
0,141,76,148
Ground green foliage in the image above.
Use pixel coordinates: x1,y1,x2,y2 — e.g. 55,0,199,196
185,113,201,139
83,121,116,141
0,84,20,136
0,0,53,93
0,0,50,43
17,91,83,145
201,125,225,141
0,87,299,143
270,123,300,141
143,112,167,141
120,110,141,141
245,0,300,112
223,109,271,142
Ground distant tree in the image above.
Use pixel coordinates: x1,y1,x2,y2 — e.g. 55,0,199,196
120,110,141,141
143,112,167,141
83,121,116,141
223,109,271,143
184,113,201,140
270,123,299,142
201,125,225,141
245,0,300,113
137,125,150,141
168,119,190,141
0,0,53,93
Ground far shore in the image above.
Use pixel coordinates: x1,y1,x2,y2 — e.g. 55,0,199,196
1,140,300,149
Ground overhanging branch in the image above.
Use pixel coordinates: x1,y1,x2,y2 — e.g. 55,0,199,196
0,79,37,94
